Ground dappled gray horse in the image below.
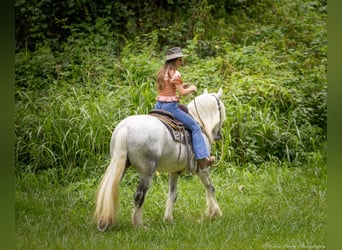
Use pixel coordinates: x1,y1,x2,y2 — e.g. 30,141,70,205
94,88,226,231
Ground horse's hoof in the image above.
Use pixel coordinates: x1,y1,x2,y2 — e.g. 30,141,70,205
209,209,223,218
163,216,174,223
97,218,112,232
206,207,222,218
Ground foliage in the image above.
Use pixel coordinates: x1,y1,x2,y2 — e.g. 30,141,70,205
15,0,196,51
15,0,326,173
17,0,303,52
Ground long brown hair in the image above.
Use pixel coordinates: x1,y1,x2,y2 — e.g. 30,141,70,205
156,59,178,91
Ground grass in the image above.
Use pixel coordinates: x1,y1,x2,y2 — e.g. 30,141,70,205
16,160,327,249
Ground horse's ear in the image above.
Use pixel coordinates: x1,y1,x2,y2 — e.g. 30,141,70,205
203,88,208,94
217,87,223,98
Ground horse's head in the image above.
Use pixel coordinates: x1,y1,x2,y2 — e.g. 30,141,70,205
188,88,226,144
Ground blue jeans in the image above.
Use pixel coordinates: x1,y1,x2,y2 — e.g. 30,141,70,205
155,101,209,160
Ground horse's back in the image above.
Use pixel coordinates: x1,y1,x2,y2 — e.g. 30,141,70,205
111,114,189,172
113,114,167,142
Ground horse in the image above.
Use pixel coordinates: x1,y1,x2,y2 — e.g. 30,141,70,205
94,88,226,231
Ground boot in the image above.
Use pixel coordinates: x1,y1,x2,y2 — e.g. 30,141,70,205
197,156,215,170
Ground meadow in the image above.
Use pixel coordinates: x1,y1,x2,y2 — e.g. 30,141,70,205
16,161,326,249
15,0,327,248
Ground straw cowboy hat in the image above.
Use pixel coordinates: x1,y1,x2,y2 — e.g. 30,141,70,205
166,47,188,61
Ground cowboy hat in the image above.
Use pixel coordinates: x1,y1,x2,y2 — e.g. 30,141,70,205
166,47,188,61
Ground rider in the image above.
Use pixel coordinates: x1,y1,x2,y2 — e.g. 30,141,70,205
155,47,215,170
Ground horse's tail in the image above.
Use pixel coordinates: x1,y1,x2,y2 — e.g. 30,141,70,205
94,127,128,231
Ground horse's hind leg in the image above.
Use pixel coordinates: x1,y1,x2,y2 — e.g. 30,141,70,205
197,169,222,218
132,174,153,226
164,172,179,222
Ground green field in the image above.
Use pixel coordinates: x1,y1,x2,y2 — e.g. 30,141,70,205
16,161,326,249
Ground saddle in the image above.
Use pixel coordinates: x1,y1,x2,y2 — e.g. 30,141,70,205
148,107,191,145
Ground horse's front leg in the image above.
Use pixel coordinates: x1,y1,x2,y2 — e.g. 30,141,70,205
197,169,222,218
164,172,179,222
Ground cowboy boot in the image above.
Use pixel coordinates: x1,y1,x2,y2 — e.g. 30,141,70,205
197,156,215,170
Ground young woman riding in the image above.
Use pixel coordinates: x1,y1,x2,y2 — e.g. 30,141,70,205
155,47,215,170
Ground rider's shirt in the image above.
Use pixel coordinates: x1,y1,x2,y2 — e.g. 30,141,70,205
156,70,183,102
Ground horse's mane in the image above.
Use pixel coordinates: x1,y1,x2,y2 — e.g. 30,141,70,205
188,91,226,144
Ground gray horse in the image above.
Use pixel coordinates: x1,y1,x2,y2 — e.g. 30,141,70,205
94,88,226,231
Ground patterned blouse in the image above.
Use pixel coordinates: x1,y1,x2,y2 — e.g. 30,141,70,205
156,70,183,102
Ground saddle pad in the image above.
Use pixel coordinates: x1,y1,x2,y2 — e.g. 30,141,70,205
149,109,191,145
